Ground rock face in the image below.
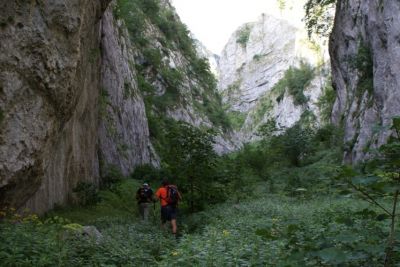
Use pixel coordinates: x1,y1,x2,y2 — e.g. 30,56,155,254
218,14,329,141
0,0,235,213
0,1,156,214
330,0,400,163
99,9,158,176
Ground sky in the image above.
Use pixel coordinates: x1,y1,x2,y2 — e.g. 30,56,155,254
170,0,306,55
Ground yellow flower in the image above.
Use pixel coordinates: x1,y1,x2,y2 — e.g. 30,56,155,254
171,251,179,256
62,223,84,231
223,230,230,236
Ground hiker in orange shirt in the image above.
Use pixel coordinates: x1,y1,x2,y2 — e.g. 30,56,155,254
155,179,182,236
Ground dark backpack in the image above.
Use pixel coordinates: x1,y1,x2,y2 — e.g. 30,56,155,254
138,188,152,203
166,185,181,206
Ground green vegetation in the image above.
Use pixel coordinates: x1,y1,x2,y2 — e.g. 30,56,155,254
350,42,374,98
226,110,247,130
115,0,229,133
304,0,337,37
236,24,252,48
249,94,274,127
2,117,400,266
252,54,263,62
272,62,315,106
317,78,336,123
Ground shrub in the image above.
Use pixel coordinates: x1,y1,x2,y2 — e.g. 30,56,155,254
285,62,314,105
73,182,99,206
236,24,252,47
350,42,374,97
317,78,336,123
101,165,124,190
131,164,170,184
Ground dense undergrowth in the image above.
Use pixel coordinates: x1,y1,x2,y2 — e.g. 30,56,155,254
1,183,397,266
1,118,400,266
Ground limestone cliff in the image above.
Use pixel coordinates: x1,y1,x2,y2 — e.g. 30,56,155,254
0,0,234,213
99,8,158,176
218,13,329,142
330,0,400,163
0,1,157,213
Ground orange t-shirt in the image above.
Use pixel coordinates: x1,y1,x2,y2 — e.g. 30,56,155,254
156,187,168,206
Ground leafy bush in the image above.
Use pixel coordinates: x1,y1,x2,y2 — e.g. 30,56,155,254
317,78,336,123
350,42,374,97
272,62,315,105
286,62,315,105
226,111,247,130
100,165,124,190
131,164,170,185
73,182,100,206
236,24,252,47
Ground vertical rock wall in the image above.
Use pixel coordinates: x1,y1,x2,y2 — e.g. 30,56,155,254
330,0,400,163
99,8,158,176
0,0,111,213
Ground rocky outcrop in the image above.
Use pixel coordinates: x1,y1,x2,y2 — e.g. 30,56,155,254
0,0,111,213
218,13,329,142
330,0,400,163
0,1,157,214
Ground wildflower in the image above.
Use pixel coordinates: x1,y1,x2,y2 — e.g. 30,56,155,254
223,230,230,236
171,251,179,256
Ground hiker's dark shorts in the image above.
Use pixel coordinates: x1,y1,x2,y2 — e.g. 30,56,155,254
161,205,177,223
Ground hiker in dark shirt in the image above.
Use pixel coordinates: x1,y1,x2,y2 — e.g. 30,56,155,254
136,183,154,221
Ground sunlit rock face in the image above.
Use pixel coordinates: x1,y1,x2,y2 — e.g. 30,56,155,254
330,0,400,163
218,13,329,142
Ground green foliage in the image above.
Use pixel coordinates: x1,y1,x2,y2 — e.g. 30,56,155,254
136,72,154,93
199,93,231,130
236,24,252,48
286,62,315,105
123,81,135,99
226,111,247,130
336,117,400,265
317,78,336,123
131,164,170,184
100,165,124,190
350,42,374,97
161,196,389,266
160,67,183,94
272,62,315,105
73,182,100,206
142,48,163,69
304,0,336,37
252,54,263,61
249,95,273,126
165,122,224,211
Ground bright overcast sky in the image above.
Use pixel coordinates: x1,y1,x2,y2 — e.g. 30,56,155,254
171,0,306,55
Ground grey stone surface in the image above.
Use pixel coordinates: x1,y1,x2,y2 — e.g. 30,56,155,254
0,0,111,214
218,13,329,143
330,0,400,163
99,8,159,176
